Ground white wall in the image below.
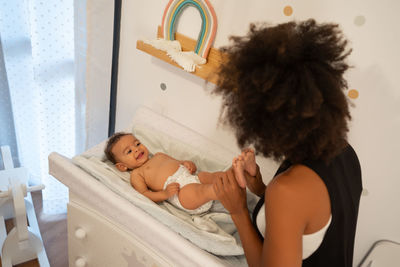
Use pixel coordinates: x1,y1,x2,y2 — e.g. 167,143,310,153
102,0,400,264
85,0,115,148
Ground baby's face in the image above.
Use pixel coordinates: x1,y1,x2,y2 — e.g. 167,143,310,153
112,135,149,169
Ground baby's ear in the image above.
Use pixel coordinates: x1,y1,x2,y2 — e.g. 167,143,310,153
115,162,128,172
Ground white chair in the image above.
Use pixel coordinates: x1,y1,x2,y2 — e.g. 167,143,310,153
359,240,400,267
0,146,49,267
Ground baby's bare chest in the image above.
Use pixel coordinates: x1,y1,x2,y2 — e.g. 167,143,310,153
141,154,180,190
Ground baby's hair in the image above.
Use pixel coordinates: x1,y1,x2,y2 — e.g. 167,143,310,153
214,19,352,164
104,132,131,163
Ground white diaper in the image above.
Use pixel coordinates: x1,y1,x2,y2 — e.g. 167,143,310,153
163,165,213,214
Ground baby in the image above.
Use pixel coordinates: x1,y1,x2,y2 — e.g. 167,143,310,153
105,132,257,214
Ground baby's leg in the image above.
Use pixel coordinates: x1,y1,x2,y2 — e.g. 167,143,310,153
197,171,226,184
232,156,247,188
178,183,216,210
199,164,250,189
232,149,257,188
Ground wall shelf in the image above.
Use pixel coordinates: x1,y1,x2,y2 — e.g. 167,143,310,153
136,26,224,84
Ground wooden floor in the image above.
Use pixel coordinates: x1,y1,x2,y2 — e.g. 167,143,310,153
1,191,68,267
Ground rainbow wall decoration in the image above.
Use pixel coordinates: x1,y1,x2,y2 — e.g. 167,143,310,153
161,0,217,59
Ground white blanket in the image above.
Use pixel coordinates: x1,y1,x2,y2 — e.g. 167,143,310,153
72,124,259,256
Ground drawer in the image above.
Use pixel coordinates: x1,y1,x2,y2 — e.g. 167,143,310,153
67,202,173,267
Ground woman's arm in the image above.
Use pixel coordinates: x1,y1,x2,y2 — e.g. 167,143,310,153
231,211,264,267
214,169,264,267
215,168,306,267
262,176,304,267
262,164,331,266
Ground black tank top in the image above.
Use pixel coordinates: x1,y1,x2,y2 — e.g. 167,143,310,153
252,144,362,266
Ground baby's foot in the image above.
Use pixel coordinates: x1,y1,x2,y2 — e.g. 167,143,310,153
242,148,257,177
232,156,247,188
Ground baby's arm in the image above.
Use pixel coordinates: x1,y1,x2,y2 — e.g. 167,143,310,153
181,160,197,174
158,152,197,174
130,171,179,203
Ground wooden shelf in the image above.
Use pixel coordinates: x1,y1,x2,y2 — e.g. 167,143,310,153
136,26,223,84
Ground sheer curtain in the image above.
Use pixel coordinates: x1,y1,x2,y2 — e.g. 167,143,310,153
0,0,86,214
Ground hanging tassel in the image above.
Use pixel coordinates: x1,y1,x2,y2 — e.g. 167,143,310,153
142,39,206,72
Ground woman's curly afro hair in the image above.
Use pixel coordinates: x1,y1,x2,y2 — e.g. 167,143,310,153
214,19,352,164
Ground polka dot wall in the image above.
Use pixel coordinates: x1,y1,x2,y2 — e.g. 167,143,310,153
281,3,361,100
283,5,293,16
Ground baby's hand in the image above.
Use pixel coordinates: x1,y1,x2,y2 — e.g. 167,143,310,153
164,183,180,198
183,161,197,174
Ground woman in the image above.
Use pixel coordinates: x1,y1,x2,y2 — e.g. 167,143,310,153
213,19,362,267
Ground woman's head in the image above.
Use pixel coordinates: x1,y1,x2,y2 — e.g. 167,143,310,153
214,19,352,163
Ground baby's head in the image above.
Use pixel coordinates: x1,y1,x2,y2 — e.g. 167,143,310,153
105,132,150,172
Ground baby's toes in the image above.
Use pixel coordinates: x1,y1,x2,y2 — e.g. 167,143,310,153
241,148,252,155
232,157,238,167
232,160,246,188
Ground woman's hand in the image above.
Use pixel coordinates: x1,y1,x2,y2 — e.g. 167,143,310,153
183,161,197,174
213,169,248,216
244,165,266,197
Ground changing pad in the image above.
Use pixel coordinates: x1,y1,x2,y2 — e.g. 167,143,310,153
72,123,258,256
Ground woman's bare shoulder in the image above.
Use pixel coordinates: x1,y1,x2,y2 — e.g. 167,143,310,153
265,164,331,232
267,164,323,193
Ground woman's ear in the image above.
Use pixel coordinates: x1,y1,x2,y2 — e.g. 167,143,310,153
115,162,128,172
